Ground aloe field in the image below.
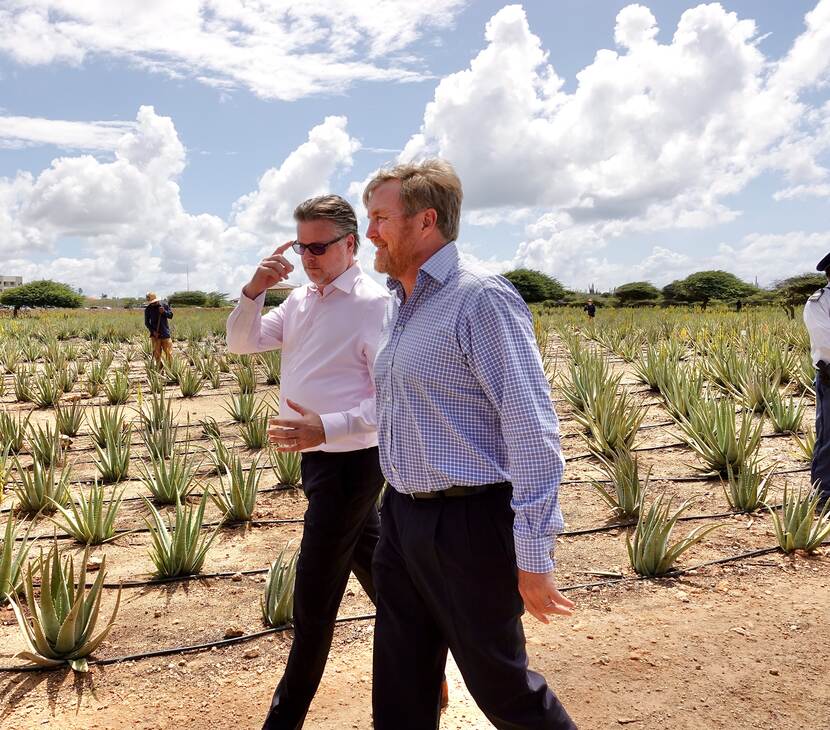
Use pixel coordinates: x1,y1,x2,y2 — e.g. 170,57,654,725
0,306,828,729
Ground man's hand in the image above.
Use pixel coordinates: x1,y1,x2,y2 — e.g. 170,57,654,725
518,569,575,624
268,399,325,452
243,242,295,300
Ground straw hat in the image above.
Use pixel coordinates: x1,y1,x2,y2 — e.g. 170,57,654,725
145,292,161,305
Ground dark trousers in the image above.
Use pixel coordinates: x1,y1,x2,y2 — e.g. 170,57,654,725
372,487,576,730
263,447,384,730
813,376,830,499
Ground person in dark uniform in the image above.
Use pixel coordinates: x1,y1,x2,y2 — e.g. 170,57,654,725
144,292,173,362
802,252,830,511
583,299,596,318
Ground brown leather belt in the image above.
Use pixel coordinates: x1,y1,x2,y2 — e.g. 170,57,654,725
407,482,511,500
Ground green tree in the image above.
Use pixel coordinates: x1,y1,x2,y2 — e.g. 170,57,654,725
774,273,826,319
168,290,208,306
679,270,756,308
264,290,289,307
204,291,230,308
503,269,565,303
614,281,661,307
0,280,83,316
661,280,688,305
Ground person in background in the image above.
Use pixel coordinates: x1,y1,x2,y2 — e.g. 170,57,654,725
803,253,830,513
583,298,596,318
144,292,173,363
364,159,576,730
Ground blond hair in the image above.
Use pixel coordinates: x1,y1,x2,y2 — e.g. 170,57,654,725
363,159,463,242
293,194,360,251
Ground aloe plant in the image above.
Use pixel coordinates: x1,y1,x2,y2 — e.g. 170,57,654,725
178,365,204,398
200,417,221,439
260,351,282,386
241,414,269,450
104,369,131,405
676,397,763,475
791,426,815,462
8,542,121,672
50,481,125,545
211,453,260,522
55,401,84,437
138,446,198,504
576,388,646,458
28,421,66,467
223,391,262,424
89,406,126,448
591,448,649,519
31,370,63,408
764,391,804,434
627,494,723,577
0,409,32,454
0,509,37,603
13,365,33,402
205,434,233,476
269,448,302,488
12,457,71,513
94,428,132,483
143,494,219,578
768,485,830,553
721,461,774,512
261,543,299,627
233,364,257,394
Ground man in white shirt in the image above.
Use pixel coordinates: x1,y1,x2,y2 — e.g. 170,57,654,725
226,195,390,729
803,252,830,512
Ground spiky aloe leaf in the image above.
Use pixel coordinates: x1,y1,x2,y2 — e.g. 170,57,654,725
49,481,125,545
211,454,259,522
768,485,830,553
0,508,37,603
626,493,723,577
8,542,121,671
269,448,301,488
261,543,299,627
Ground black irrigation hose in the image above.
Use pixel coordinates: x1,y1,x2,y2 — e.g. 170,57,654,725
3,541,821,674
0,612,379,673
12,516,305,544
562,465,811,485
54,507,787,588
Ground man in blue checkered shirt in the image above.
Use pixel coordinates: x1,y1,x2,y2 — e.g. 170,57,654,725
364,159,576,729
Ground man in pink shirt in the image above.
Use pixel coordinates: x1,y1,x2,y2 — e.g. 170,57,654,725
226,195,390,729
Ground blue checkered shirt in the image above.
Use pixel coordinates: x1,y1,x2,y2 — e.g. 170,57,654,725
374,243,565,573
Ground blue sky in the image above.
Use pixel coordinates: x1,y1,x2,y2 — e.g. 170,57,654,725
0,1,828,296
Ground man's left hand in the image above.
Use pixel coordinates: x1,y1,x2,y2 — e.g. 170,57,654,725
268,399,325,452
518,569,575,624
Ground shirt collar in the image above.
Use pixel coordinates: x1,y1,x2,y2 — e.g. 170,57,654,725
386,242,458,293
308,263,361,297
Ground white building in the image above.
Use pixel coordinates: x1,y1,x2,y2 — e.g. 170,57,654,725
0,276,22,292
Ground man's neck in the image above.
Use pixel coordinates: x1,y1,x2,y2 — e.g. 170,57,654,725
313,259,356,294
397,240,450,298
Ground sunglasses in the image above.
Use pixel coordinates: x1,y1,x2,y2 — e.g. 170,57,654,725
291,234,347,256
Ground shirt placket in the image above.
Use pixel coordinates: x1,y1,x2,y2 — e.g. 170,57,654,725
387,276,429,486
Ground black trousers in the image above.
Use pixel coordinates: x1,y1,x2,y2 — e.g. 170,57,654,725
263,447,384,730
813,376,830,500
373,487,576,730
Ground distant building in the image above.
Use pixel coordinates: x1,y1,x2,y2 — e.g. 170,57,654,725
0,276,22,292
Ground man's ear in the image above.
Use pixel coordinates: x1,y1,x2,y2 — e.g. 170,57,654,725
421,209,438,233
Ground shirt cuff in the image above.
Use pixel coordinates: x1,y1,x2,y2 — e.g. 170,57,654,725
239,289,266,308
514,532,555,573
320,412,348,443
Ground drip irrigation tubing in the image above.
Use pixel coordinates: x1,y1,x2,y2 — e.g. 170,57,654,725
3,541,823,674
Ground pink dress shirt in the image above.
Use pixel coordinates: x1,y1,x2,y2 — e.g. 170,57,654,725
226,263,390,453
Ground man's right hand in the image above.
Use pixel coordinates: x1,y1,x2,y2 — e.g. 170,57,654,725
242,241,295,300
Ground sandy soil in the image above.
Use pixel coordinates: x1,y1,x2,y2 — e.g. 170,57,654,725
1,341,828,729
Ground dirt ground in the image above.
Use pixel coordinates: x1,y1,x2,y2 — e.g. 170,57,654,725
1,344,829,729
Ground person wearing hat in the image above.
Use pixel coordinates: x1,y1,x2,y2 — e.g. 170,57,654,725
144,292,174,363
802,253,830,511
583,298,596,318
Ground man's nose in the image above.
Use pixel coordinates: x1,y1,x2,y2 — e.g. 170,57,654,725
366,221,377,242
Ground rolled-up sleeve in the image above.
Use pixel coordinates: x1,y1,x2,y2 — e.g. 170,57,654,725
226,291,287,354
461,283,565,573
